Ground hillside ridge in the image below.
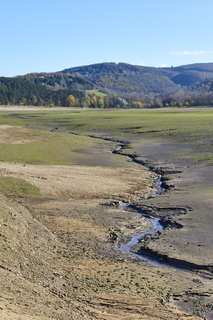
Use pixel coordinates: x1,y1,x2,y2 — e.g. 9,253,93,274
1,61,213,107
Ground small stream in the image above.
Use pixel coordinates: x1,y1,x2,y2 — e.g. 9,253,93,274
111,144,171,265
69,133,213,276
69,132,212,318
117,168,166,264
120,216,163,259
116,158,213,320
116,155,213,278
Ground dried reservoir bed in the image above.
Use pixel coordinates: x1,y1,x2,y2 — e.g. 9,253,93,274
0,108,213,320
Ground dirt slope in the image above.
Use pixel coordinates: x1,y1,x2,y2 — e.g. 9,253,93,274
0,162,203,319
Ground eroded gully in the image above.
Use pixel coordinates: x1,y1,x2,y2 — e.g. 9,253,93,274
112,140,213,278
69,132,213,278
68,131,213,319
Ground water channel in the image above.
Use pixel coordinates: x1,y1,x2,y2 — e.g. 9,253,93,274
117,167,166,265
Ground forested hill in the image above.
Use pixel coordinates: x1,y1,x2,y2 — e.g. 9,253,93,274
62,62,213,95
161,63,213,86
0,77,84,106
62,62,178,96
1,61,213,107
19,72,96,91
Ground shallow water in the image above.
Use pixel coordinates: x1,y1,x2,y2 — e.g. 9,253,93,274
120,216,163,261
117,161,166,264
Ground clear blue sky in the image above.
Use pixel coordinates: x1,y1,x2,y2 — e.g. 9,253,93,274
1,0,213,76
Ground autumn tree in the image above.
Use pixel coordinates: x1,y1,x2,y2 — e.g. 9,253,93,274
79,95,90,108
103,96,110,108
89,92,101,108
185,96,194,106
130,101,144,108
66,94,77,107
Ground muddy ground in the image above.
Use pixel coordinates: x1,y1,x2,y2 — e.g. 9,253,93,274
0,122,212,319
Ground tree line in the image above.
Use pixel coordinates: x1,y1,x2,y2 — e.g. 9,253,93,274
0,77,84,107
0,77,128,108
1,76,213,108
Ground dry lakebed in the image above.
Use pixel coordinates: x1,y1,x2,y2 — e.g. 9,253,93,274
0,107,212,320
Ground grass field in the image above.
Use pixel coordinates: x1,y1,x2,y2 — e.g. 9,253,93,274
85,90,107,97
0,108,212,163
0,108,212,138
0,129,97,165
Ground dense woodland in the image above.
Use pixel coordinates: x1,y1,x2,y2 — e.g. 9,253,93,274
0,77,84,107
1,62,213,108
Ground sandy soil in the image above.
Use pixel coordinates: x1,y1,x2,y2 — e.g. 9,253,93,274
0,161,204,320
0,163,152,201
0,125,48,144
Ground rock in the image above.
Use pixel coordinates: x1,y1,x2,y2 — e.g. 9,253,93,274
109,232,118,243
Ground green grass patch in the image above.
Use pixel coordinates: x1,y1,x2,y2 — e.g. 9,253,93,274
1,108,213,164
0,129,95,165
85,90,107,97
177,148,213,163
0,176,41,197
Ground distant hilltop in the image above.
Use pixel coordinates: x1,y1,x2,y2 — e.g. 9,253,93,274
1,62,213,107
61,62,213,95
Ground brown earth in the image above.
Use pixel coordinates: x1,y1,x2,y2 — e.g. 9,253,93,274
0,125,49,144
0,164,202,320
0,163,153,201
130,139,213,267
0,123,209,320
